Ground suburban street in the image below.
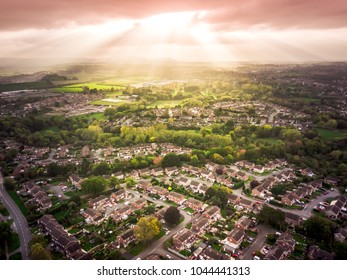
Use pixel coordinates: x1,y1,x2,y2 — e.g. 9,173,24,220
127,188,193,260
241,224,275,260
0,172,31,259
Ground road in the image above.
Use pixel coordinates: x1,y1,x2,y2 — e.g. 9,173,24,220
0,172,31,259
240,225,275,260
127,189,192,260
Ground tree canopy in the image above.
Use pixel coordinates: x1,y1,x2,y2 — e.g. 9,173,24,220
134,216,160,243
164,206,181,225
81,176,108,195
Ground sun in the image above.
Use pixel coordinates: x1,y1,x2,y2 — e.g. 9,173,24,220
139,11,196,32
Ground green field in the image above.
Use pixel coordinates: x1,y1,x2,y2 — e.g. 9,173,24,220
315,128,347,141
0,81,52,92
148,100,183,108
53,82,126,93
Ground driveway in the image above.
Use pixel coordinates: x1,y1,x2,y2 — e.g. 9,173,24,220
0,172,31,259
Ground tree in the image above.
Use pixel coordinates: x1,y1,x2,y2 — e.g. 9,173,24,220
29,235,48,248
303,216,335,243
4,178,15,191
257,205,285,230
164,206,181,225
134,216,160,243
109,176,120,191
29,243,51,260
81,176,108,195
92,161,110,175
161,153,181,168
125,177,136,188
107,249,122,260
0,222,12,245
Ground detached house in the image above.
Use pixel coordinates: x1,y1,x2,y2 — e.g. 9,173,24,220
173,228,196,251
226,228,245,249
192,215,209,234
235,216,252,231
203,206,221,222
118,229,136,248
69,174,83,189
165,166,178,176
89,195,108,209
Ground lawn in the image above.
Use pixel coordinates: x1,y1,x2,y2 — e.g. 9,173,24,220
8,232,20,253
314,128,347,141
147,100,183,108
183,207,194,214
53,83,126,93
256,137,283,145
128,242,147,256
7,190,29,218
9,252,22,260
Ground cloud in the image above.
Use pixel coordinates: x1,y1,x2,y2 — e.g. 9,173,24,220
1,0,347,31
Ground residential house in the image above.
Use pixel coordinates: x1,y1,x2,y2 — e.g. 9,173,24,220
306,245,334,260
89,195,108,209
190,180,202,193
199,247,229,260
285,212,302,227
227,194,240,205
83,209,104,225
136,181,152,191
151,186,169,198
185,198,204,212
172,228,196,251
111,189,127,202
226,228,245,249
151,167,164,177
202,206,221,222
176,177,191,187
113,205,133,221
253,165,265,174
131,198,147,209
191,215,210,234
167,192,186,205
235,216,252,231
281,193,300,206
118,229,136,248
138,168,151,177
334,228,347,243
276,233,296,252
153,206,169,221
69,174,83,189
239,198,254,210
165,166,178,176
113,171,124,180
252,186,266,198
197,185,209,195
325,176,339,186
265,246,287,260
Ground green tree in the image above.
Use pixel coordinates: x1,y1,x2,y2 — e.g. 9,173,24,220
161,153,181,168
4,178,15,191
257,205,285,230
92,161,110,175
81,176,108,195
0,222,12,246
109,176,120,191
134,216,160,243
303,216,335,243
29,243,51,260
164,206,181,225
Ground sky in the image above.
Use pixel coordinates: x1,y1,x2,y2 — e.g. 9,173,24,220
1,0,347,62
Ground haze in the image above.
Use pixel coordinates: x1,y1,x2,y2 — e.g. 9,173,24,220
1,0,347,63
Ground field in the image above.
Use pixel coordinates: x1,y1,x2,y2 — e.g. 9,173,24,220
0,81,52,92
315,128,347,141
147,100,183,108
52,82,126,93
7,190,30,218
